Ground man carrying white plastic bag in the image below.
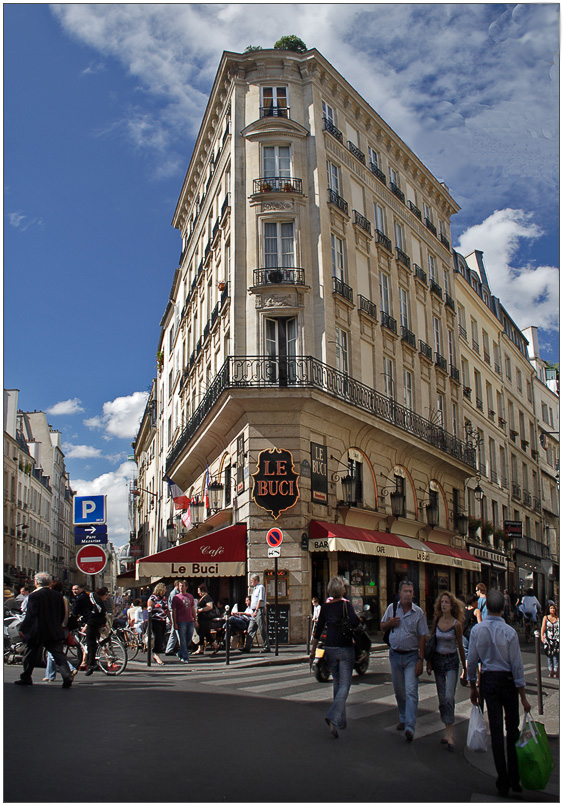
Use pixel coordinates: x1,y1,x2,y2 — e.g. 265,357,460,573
467,703,488,752
467,589,531,797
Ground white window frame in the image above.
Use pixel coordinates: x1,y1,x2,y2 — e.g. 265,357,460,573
433,316,442,355
394,220,405,251
383,356,395,398
374,202,386,235
261,86,288,116
262,145,291,178
322,100,336,124
399,287,410,330
263,221,295,268
331,233,345,280
428,253,437,282
403,369,413,410
368,145,379,168
335,326,349,375
389,166,399,187
379,271,391,315
326,160,340,194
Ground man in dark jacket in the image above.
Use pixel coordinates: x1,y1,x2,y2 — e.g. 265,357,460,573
15,572,74,688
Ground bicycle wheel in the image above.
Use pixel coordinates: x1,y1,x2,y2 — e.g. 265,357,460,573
121,628,140,660
96,636,127,675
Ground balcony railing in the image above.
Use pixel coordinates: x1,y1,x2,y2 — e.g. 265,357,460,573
440,233,450,250
253,268,305,286
472,339,480,354
483,351,491,365
459,324,468,341
328,188,348,215
166,355,476,471
358,295,377,320
375,229,392,252
348,141,366,164
253,177,303,194
260,105,289,118
498,416,506,429
445,293,455,311
488,409,496,421
419,340,433,361
396,248,411,269
430,279,443,298
425,218,437,237
476,397,484,411
501,475,508,490
414,264,427,284
390,182,405,203
332,276,354,303
463,386,472,400
369,163,386,184
408,200,422,220
435,353,448,372
381,311,397,334
401,326,416,348
323,117,343,142
512,482,521,500
494,362,502,375
523,490,532,507
510,429,518,442
490,470,498,484
450,365,460,382
353,210,371,235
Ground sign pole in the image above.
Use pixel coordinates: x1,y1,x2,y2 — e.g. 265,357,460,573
274,555,279,656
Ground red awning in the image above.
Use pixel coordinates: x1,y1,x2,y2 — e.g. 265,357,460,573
136,524,247,579
309,521,411,559
425,541,480,563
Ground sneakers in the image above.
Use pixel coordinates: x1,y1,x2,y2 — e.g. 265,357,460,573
84,665,98,676
260,647,271,654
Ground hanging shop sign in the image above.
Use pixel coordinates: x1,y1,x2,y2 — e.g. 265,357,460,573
251,448,300,519
310,442,328,504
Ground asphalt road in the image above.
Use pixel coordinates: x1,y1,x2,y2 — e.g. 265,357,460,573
4,643,559,803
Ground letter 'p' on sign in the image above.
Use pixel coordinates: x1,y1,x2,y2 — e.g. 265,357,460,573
73,495,107,525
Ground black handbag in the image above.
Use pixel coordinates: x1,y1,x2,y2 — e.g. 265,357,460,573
339,601,366,639
424,624,437,661
383,601,398,645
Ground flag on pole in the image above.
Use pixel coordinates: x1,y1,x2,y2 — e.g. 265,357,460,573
181,503,192,530
164,475,190,510
205,466,210,509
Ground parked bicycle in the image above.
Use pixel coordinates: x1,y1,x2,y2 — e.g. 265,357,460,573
114,626,142,661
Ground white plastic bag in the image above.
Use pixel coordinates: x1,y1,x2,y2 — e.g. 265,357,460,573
467,704,488,752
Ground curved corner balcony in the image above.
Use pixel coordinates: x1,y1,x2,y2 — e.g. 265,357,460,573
166,355,477,472
253,268,306,286
253,177,303,194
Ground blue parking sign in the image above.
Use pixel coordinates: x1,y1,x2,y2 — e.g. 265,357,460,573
73,495,106,525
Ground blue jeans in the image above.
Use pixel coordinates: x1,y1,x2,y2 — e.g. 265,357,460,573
389,649,420,733
547,653,559,673
177,621,195,661
45,651,76,680
432,652,459,725
325,646,355,730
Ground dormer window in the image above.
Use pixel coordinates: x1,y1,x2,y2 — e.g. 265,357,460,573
261,86,288,118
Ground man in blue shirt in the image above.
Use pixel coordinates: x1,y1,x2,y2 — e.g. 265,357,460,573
468,589,531,797
476,582,488,619
380,580,428,741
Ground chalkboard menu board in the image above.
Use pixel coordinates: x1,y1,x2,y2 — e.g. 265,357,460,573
267,604,290,644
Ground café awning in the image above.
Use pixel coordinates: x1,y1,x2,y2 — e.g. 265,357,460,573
136,523,247,579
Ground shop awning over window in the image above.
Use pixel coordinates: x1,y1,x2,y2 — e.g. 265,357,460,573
136,524,247,579
423,540,482,572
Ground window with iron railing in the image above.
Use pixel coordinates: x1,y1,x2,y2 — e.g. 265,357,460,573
353,210,371,235
347,141,365,164
327,188,348,214
381,312,397,334
358,295,377,320
332,276,354,304
323,117,343,142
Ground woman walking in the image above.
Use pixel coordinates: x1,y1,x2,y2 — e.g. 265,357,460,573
541,602,559,678
462,593,482,655
147,582,169,665
426,591,466,750
309,576,360,738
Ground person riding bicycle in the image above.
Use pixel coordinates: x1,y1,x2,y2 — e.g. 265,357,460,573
520,588,541,625
84,587,109,676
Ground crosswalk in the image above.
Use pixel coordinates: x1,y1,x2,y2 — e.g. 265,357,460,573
191,656,542,739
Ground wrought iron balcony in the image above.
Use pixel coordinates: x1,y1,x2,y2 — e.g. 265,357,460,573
408,200,422,220
348,141,366,164
414,264,427,284
463,386,472,400
521,439,529,452
253,177,303,194
476,397,484,411
501,475,508,490
472,339,480,354
395,248,411,269
440,233,450,250
419,340,433,361
253,268,305,286
260,105,289,119
401,326,416,348
353,210,371,235
435,353,448,372
445,293,455,311
220,194,230,222
430,280,443,298
220,281,230,308
494,362,502,375
358,295,377,320
332,276,354,303
483,351,491,365
166,355,477,471
510,429,518,442
459,324,468,341
512,482,521,499
381,311,397,334
323,117,343,142
328,188,349,215
450,365,460,382
523,490,532,507
490,469,498,484
425,218,437,237
390,182,405,203
369,162,386,184
375,229,392,252
498,416,506,429
488,409,496,421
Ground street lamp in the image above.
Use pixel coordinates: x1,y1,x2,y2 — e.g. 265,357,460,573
189,498,204,526
166,518,176,545
330,455,357,506
207,479,224,512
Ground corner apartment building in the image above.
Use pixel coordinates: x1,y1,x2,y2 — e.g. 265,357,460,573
133,47,485,641
3,389,77,589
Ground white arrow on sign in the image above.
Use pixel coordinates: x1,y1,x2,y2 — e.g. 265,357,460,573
268,547,281,558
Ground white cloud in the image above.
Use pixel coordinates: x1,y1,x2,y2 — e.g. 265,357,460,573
84,391,149,440
63,443,102,459
8,210,45,231
456,209,559,332
72,461,137,548
46,397,85,416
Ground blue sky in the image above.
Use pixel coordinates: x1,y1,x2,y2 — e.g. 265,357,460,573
4,4,559,546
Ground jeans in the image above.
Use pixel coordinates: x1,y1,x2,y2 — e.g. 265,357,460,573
325,645,355,730
177,621,195,661
547,653,559,673
246,607,270,650
389,649,420,733
165,626,178,654
480,671,520,789
432,652,459,725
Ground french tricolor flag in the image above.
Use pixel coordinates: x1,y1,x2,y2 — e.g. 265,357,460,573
165,475,190,510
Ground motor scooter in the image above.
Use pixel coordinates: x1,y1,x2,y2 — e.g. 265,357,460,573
4,609,26,664
312,605,372,683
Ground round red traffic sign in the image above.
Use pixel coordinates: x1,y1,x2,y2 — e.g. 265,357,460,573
76,544,107,575
266,527,284,548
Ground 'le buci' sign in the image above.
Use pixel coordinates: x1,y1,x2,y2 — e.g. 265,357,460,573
251,448,300,519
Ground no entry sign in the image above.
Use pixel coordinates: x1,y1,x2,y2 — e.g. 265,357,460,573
76,544,107,575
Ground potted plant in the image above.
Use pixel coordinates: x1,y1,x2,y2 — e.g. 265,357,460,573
156,350,164,372
261,181,272,192
468,516,481,537
481,520,494,538
218,280,226,292
494,528,509,543
283,182,294,192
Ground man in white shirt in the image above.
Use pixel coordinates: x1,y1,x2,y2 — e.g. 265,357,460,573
240,574,271,654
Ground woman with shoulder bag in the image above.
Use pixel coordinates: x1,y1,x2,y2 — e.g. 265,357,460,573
426,591,466,751
308,576,360,739
541,602,559,678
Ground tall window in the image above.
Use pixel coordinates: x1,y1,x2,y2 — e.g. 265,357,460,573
335,326,349,374
383,355,394,398
262,86,288,117
379,271,390,315
264,222,294,267
263,145,291,178
389,166,400,187
265,317,297,384
436,394,444,427
399,288,410,329
326,160,340,193
443,268,451,297
452,402,458,438
368,146,379,168
403,369,413,410
394,220,405,251
428,253,437,282
374,202,386,234
423,201,432,223
322,100,336,125
331,234,345,280
448,329,456,368
433,316,441,355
